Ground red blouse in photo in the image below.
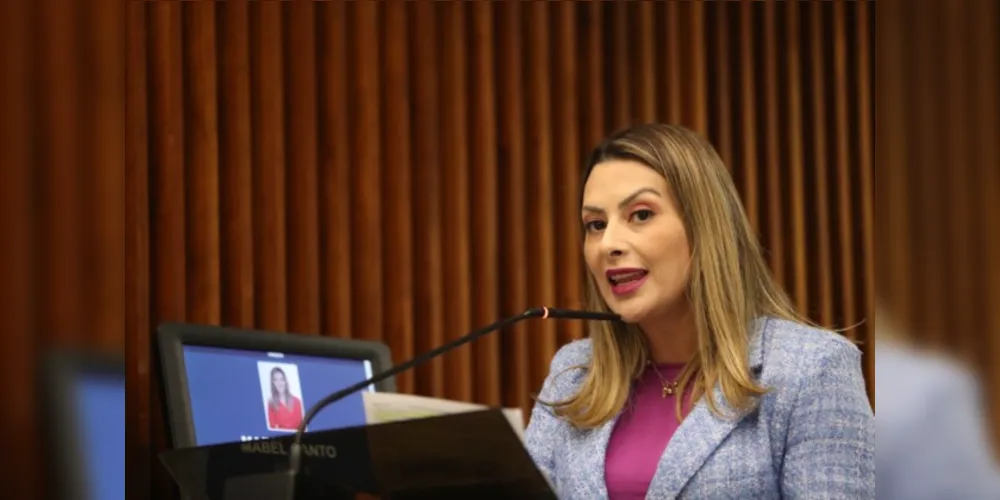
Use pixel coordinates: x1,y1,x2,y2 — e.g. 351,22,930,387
267,395,304,430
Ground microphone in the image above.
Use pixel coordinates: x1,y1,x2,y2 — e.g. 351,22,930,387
286,306,619,483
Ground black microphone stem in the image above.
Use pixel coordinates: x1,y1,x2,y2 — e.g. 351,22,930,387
287,306,619,475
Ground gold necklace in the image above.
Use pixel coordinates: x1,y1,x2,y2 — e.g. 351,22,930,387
648,362,680,397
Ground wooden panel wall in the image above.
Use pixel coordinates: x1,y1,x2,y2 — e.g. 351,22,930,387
876,0,1000,445
124,2,874,498
0,0,124,497
0,0,869,499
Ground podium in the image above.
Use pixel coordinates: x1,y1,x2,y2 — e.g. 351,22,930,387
159,409,558,500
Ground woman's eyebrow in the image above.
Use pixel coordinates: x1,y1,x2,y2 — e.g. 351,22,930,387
581,187,662,213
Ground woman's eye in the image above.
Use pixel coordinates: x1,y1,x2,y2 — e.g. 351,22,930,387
631,209,654,222
584,220,607,232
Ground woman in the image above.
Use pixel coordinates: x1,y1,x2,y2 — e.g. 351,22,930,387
524,124,874,499
266,366,303,431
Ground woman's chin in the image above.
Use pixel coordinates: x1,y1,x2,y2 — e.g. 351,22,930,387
606,301,651,324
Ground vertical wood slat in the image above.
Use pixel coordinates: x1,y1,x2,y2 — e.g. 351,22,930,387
964,0,986,363
910,0,947,345
0,0,32,383
409,0,445,398
89,0,126,349
832,0,858,333
784,0,809,316
349,1,383,342
525,0,558,395
713,2,733,168
381,0,415,394
900,1,925,333
148,3,185,498
0,9,33,490
578,0,606,371
285,0,320,335
26,0,69,492
440,0,473,402
875,0,910,325
149,2,187,341
610,1,630,129
317,0,352,339
125,4,151,500
761,0,785,290
498,0,530,412
808,1,835,326
942,0,977,359
663,1,682,124
4,24,38,489
555,1,584,348
220,0,255,329
971,1,1000,424
980,2,1000,444
583,0,605,150
184,2,221,326
0,0,34,490
738,0,760,230
636,1,656,123
470,1,502,406
31,1,73,494
915,0,939,343
39,0,85,344
854,0,874,403
251,1,287,332
856,0,874,338
685,1,708,136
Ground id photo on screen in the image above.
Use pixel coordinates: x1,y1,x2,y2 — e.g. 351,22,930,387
258,361,305,432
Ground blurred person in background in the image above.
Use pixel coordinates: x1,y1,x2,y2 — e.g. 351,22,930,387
875,304,1000,500
524,124,874,499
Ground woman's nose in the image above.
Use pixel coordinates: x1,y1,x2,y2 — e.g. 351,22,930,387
598,225,628,257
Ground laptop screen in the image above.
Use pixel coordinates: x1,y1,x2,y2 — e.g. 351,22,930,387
74,370,125,500
181,345,375,446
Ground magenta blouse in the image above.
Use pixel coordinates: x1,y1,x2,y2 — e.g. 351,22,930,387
604,363,693,499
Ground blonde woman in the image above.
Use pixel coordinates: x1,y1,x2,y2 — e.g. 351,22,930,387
524,124,875,499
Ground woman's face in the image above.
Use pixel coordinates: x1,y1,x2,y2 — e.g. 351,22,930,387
273,372,287,394
581,160,692,325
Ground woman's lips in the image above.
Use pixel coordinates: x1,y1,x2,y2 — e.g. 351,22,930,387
610,274,648,295
606,268,649,296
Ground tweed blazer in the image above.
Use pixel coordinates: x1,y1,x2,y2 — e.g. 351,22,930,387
524,317,875,499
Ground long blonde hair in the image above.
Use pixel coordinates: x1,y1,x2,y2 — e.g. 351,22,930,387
545,124,806,428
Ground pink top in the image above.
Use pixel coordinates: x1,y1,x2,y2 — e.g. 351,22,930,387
605,363,693,500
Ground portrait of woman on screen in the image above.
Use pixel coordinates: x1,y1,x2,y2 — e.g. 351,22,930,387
265,366,304,431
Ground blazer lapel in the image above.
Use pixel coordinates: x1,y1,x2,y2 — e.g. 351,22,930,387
643,387,745,499
644,318,770,499
584,413,621,498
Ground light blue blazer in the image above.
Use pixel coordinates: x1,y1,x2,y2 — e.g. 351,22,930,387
524,317,875,499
